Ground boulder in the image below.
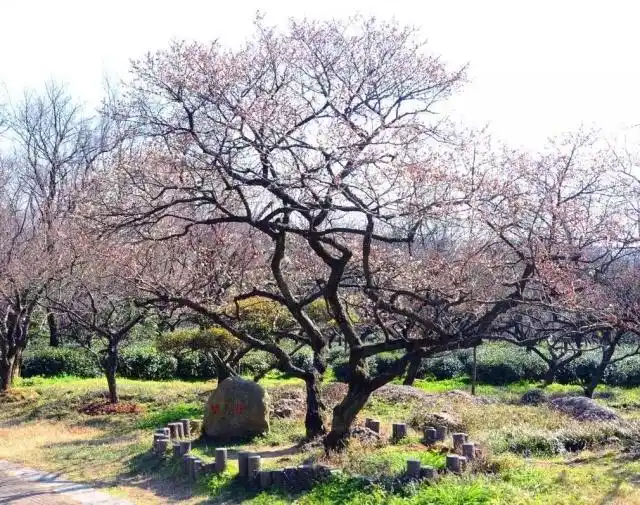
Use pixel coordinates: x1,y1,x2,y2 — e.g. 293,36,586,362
204,376,270,440
410,410,465,433
550,396,619,422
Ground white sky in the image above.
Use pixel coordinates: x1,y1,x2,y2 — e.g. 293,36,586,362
1,0,639,149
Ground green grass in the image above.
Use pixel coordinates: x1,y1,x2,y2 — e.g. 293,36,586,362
3,375,640,504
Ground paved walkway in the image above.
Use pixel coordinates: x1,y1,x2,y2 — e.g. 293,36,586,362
0,461,133,505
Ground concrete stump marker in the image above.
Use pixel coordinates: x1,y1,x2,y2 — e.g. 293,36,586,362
424,427,437,444
462,442,476,460
176,422,185,439
215,448,228,473
180,419,191,439
157,437,170,455
238,452,250,478
193,459,202,480
421,466,437,480
179,441,191,456
186,456,197,479
392,423,408,440
247,455,261,482
168,423,179,439
369,420,381,433
435,425,448,442
458,456,467,472
452,433,468,453
446,454,461,473
365,417,373,429
190,419,202,435
182,454,192,473
271,469,285,487
172,443,181,458
162,427,171,437
259,470,272,488
406,459,421,478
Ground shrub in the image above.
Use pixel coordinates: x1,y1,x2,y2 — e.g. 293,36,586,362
605,355,640,387
369,351,404,376
291,347,315,373
22,347,101,378
472,345,546,385
117,346,177,380
421,356,466,380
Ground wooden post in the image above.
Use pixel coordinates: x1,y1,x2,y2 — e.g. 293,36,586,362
168,423,179,439
215,448,228,473
406,459,421,478
392,423,407,441
185,455,197,477
238,452,250,478
435,425,448,441
247,455,261,482
446,454,461,473
369,420,381,433
180,419,191,439
175,422,184,439
172,443,181,458
458,456,467,472
162,427,171,437
452,433,468,453
259,470,272,488
462,442,476,460
365,417,373,429
424,427,437,444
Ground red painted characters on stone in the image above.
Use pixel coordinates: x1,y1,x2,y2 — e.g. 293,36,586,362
209,400,248,416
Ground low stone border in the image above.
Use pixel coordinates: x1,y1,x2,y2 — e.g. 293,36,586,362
152,418,481,489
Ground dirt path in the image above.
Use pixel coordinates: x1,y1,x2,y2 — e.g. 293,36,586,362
0,460,134,505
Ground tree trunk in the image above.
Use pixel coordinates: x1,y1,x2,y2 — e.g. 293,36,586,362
48,313,60,347
11,348,23,381
105,346,119,404
324,382,372,451
584,348,614,399
541,362,556,388
0,356,14,392
403,356,421,386
304,372,327,439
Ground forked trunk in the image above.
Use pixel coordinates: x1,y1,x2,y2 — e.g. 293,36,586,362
324,383,372,451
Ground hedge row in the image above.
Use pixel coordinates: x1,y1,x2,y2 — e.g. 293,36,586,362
21,343,640,388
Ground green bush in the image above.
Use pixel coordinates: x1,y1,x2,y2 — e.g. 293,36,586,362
471,345,546,385
421,355,466,380
117,345,178,380
605,356,640,387
22,347,101,378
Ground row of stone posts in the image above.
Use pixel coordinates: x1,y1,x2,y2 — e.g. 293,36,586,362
237,452,332,491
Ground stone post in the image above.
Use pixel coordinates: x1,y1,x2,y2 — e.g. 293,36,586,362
156,437,170,455
247,455,261,482
424,427,437,444
180,419,191,439
259,470,272,488
369,420,381,433
435,425,448,442
452,433,468,453
462,442,476,461
238,452,250,478
179,441,191,456
193,459,202,480
458,456,467,472
186,456,197,478
271,469,285,488
392,423,407,441
172,443,181,458
215,448,228,473
406,459,421,478
168,423,179,439
421,466,437,480
446,454,461,473
365,417,373,429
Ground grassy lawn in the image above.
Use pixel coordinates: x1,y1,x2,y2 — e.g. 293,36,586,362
1,375,640,504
